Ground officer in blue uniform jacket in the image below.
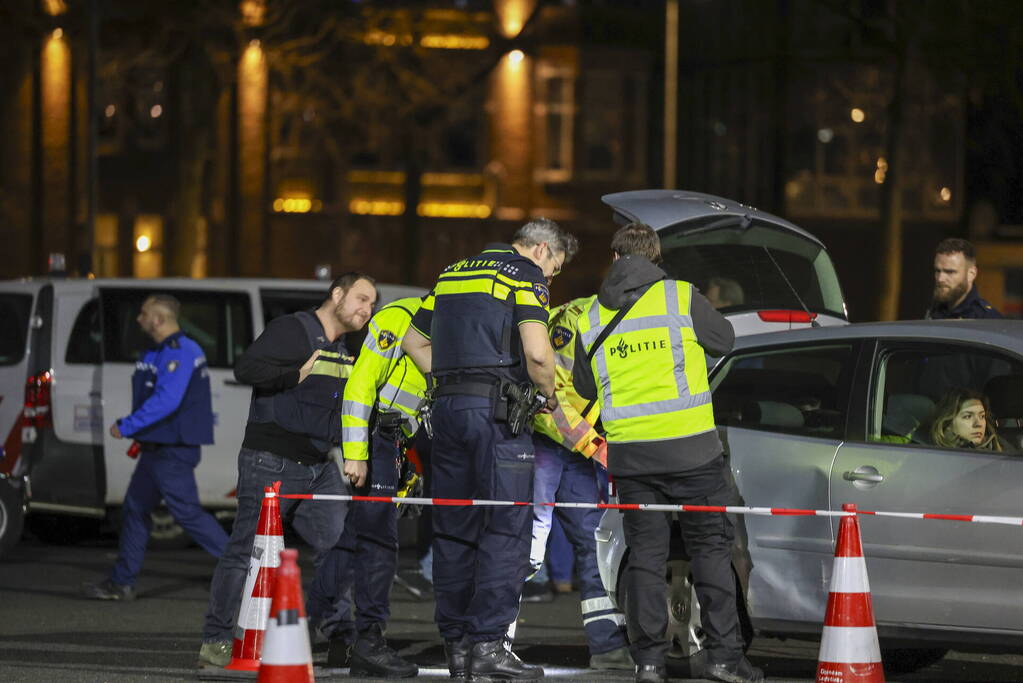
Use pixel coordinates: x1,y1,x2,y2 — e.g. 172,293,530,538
402,218,578,682
82,294,228,601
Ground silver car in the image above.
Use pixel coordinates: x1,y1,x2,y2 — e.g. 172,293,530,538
596,320,1023,673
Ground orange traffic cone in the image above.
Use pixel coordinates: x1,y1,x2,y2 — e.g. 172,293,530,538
816,503,884,683
226,482,285,672
258,548,314,682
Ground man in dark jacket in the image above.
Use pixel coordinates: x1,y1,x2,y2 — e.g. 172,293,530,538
925,238,1002,319
198,273,376,669
573,223,762,683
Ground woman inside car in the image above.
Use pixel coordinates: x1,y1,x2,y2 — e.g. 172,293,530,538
919,387,1014,453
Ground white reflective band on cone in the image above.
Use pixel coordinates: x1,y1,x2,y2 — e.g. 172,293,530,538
818,626,882,663
829,556,871,594
260,617,313,665
239,597,273,629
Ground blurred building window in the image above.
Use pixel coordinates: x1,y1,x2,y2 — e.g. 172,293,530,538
579,69,647,183
93,213,119,277
535,63,575,183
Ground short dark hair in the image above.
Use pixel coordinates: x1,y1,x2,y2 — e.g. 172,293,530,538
935,238,975,263
512,217,580,263
326,272,376,301
611,222,661,263
146,293,181,319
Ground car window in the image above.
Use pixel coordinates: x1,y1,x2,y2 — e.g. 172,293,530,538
66,299,102,365
100,290,253,369
869,343,1023,454
711,343,854,438
0,293,33,366
659,218,845,318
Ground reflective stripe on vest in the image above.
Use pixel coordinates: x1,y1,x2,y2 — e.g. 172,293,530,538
579,281,714,441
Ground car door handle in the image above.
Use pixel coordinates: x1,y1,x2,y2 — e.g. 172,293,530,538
89,391,101,397
843,467,884,483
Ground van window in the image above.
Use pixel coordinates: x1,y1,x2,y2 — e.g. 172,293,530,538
711,343,855,438
0,293,32,366
66,299,102,365
260,289,324,326
659,217,845,318
100,290,252,368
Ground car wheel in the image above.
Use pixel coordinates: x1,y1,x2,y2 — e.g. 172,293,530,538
619,557,753,659
0,480,26,558
881,647,948,674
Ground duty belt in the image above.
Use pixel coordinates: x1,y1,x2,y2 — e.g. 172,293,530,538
431,374,504,399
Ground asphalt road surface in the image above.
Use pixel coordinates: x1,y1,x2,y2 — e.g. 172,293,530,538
1,533,1021,682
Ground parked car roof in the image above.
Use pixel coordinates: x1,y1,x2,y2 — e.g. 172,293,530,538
602,189,824,247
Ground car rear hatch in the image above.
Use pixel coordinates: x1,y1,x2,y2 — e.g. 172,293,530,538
0,285,39,477
603,190,848,336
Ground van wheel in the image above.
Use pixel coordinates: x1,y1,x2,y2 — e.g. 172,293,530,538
147,507,194,550
619,558,753,660
0,480,26,558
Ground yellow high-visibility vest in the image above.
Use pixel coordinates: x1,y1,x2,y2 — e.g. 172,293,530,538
577,280,715,443
533,296,603,458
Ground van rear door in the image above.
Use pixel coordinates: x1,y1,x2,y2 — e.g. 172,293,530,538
99,288,254,508
0,287,37,477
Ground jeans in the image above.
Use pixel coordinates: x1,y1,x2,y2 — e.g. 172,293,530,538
529,435,628,655
202,448,348,643
615,455,741,667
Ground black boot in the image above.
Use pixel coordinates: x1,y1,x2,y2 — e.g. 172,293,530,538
326,637,351,667
444,636,470,678
635,664,667,682
467,639,543,682
349,623,418,678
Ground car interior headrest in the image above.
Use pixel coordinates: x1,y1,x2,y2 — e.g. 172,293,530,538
984,374,1023,418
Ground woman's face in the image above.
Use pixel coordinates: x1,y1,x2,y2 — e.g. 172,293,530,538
952,398,987,445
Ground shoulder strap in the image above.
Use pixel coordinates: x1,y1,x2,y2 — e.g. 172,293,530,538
295,310,328,350
579,288,646,420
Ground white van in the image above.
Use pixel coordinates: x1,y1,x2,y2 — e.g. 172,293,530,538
0,277,425,556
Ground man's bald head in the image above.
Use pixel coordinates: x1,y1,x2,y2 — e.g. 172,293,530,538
138,293,182,342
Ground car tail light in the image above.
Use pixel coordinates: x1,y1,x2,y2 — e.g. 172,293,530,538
757,310,818,323
23,371,53,440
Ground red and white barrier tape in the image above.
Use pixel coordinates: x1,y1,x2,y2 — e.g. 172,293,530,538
275,493,1023,527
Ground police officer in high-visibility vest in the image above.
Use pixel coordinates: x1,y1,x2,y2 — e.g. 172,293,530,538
309,297,426,677
199,273,376,669
573,223,763,683
521,295,633,669
402,218,578,681
82,294,228,601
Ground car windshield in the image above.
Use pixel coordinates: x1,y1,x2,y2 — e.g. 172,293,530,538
658,216,846,319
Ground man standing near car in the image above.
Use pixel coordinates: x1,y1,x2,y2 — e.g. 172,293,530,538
402,218,577,681
198,273,377,669
925,238,1002,319
82,294,229,602
573,223,762,683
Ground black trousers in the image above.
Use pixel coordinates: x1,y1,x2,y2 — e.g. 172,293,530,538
615,455,742,667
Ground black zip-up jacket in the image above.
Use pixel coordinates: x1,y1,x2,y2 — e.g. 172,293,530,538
235,314,331,464
573,255,735,477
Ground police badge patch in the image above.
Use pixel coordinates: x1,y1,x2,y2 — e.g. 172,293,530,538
532,282,550,307
377,330,397,350
551,325,573,350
